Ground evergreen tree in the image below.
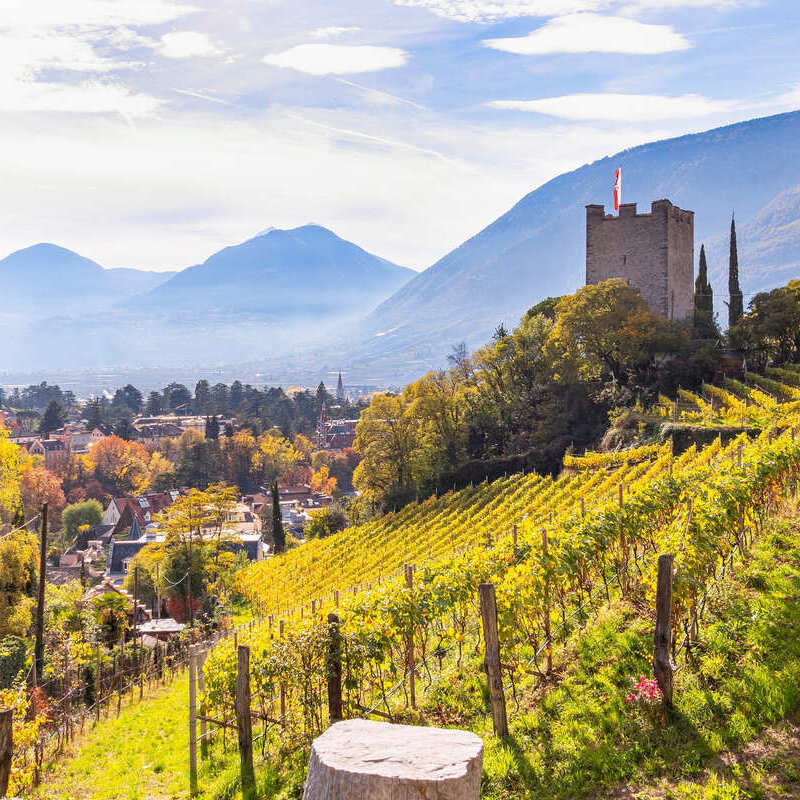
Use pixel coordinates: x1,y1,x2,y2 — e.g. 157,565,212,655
85,398,105,431
693,244,716,339
114,417,135,441
230,380,244,411
271,482,285,554
120,384,143,413
145,391,164,415
205,415,220,440
194,380,211,414
39,400,64,436
728,215,744,328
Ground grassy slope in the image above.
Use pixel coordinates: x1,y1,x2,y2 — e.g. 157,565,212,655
477,512,800,799
37,509,800,800
33,676,256,800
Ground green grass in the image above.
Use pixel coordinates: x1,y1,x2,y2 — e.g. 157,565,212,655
37,512,800,800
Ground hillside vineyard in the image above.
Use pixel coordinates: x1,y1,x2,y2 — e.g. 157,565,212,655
197,367,800,740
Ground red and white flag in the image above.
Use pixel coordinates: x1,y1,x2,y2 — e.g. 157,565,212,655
613,168,622,211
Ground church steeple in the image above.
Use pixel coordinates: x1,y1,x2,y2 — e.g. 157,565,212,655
336,372,344,402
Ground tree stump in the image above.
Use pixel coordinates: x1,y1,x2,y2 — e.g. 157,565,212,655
303,719,483,800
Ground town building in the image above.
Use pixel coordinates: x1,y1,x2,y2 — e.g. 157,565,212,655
586,199,694,321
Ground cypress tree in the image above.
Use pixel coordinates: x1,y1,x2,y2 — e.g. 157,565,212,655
271,482,285,554
728,215,744,328
693,244,715,339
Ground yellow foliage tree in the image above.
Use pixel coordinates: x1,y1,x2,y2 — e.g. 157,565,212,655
0,530,39,637
0,429,23,526
310,465,337,495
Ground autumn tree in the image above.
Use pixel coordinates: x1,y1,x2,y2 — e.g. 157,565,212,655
304,504,348,539
729,281,800,368
353,393,419,508
310,465,337,495
19,466,65,529
0,530,38,637
155,485,238,623
293,433,315,461
0,432,23,526
256,430,302,487
86,435,151,495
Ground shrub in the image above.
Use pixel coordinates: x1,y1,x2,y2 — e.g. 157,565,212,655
0,636,26,689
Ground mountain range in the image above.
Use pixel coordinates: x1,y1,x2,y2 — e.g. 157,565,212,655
0,243,174,313
4,109,800,388
140,224,413,318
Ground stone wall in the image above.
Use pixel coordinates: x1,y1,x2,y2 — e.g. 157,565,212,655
586,199,694,321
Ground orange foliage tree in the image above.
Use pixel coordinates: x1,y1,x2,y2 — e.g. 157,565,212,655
19,466,65,527
86,435,151,495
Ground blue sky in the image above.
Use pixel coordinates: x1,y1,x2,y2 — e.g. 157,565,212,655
2,0,798,271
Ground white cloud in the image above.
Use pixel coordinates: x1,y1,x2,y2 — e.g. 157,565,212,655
393,0,606,23
0,28,157,116
9,0,195,28
0,80,161,115
488,92,731,120
263,44,408,76
484,13,689,55
159,31,221,58
392,0,740,21
310,26,361,39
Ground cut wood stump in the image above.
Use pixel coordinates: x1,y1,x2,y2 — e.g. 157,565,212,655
303,719,483,800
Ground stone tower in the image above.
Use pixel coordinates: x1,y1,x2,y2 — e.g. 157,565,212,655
585,198,694,321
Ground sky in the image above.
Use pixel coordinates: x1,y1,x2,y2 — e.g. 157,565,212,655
2,0,799,272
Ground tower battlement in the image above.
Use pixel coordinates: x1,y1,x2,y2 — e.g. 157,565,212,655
586,198,694,320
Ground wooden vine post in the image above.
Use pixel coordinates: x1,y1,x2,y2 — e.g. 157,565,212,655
188,648,198,796
653,554,674,707
405,564,416,709
235,645,256,800
95,645,101,725
0,708,11,798
327,613,343,723
478,583,508,737
541,528,552,674
198,649,208,759
34,503,48,684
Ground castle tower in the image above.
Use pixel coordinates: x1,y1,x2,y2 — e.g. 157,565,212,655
586,199,694,321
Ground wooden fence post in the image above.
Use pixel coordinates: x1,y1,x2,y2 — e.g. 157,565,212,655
198,650,208,759
0,708,11,798
512,524,518,549
235,645,256,800
478,583,508,737
95,645,101,725
34,503,48,684
405,565,416,709
327,614,343,723
653,554,674,707
279,621,286,721
541,529,552,674
188,648,198,796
